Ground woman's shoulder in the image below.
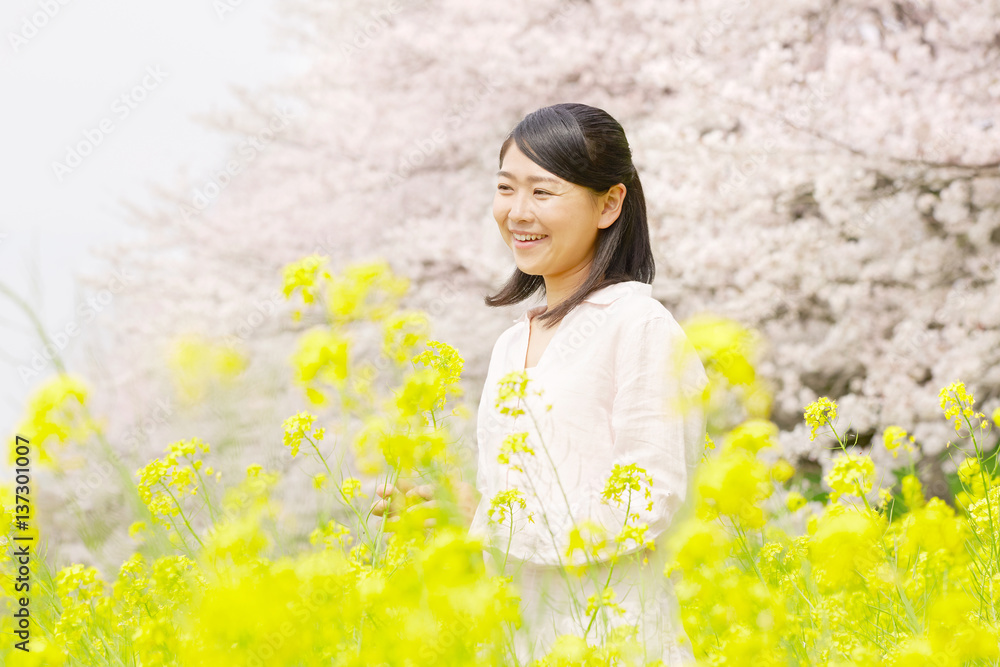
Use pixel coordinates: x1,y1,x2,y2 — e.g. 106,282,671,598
601,281,683,332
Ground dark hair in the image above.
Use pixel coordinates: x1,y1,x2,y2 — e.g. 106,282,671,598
484,102,655,328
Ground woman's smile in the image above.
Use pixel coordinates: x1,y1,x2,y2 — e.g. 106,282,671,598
512,233,549,248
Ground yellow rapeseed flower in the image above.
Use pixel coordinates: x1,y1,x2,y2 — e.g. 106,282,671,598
282,411,323,457
12,373,96,467
328,260,409,324
804,397,838,441
601,462,653,507
900,474,925,510
496,431,534,473
808,505,886,591
394,367,443,421
381,311,431,365
168,334,247,404
723,418,780,454
881,425,914,459
341,477,364,501
681,314,758,386
785,490,807,512
494,370,530,417
412,340,465,414
487,488,527,526
291,329,350,405
825,453,875,502
564,519,610,566
281,253,330,308
664,518,732,575
696,448,772,528
939,380,982,433
770,459,795,484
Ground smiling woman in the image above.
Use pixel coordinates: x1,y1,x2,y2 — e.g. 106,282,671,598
486,103,654,329
470,103,707,665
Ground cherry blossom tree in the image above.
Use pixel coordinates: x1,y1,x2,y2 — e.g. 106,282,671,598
54,0,999,565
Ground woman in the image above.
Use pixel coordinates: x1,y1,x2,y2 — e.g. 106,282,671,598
377,103,707,665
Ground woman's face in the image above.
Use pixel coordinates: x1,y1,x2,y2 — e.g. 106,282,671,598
493,143,624,281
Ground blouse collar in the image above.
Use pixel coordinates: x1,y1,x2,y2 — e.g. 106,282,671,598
511,280,652,324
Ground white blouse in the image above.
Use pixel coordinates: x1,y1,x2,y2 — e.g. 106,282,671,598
468,280,709,568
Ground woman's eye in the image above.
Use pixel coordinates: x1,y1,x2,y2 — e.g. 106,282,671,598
496,184,550,196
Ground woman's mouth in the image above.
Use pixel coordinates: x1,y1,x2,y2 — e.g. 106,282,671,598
512,233,548,248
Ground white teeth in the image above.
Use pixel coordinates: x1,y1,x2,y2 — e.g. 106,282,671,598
513,233,547,241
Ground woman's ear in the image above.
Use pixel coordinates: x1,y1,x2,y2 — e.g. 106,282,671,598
598,183,627,229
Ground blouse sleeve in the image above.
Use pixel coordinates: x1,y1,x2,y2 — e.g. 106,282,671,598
568,313,708,564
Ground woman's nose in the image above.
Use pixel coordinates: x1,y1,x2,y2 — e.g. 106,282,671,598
508,192,533,222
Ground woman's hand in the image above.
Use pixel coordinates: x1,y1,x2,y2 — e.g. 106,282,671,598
370,477,480,529
371,476,436,529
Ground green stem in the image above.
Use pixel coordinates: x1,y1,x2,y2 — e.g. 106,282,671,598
305,433,376,547
583,491,633,639
957,391,1000,569
188,457,219,525
159,481,205,549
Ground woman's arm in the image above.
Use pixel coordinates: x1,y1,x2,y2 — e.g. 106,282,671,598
569,313,708,563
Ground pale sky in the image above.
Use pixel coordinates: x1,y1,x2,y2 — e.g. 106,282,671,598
0,0,309,432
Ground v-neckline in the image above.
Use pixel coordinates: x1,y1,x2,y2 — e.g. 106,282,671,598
521,310,563,372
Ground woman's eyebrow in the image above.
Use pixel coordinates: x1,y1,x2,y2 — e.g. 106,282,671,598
496,170,562,185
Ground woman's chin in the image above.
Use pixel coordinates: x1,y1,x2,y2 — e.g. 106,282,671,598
514,263,543,276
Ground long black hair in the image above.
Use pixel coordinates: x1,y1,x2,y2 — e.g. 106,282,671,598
484,102,655,328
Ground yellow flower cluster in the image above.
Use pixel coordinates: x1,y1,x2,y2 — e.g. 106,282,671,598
135,437,213,532
804,396,838,441
282,255,409,325
662,372,1000,665
11,373,97,467
412,340,466,415
487,488,528,526
939,380,979,432
825,452,875,502
682,313,773,419
601,462,653,508
281,410,324,457
696,431,774,528
7,259,1000,667
290,328,350,405
882,424,916,458
496,431,534,473
494,370,530,417
564,520,611,565
167,334,247,404
281,253,330,310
